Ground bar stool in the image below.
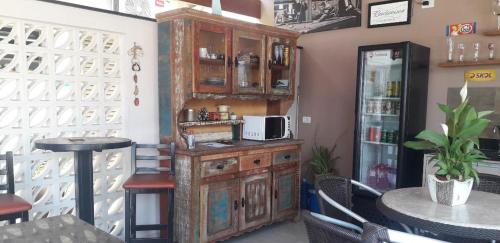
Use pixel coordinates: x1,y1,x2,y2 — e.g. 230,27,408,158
0,151,32,223
122,143,176,243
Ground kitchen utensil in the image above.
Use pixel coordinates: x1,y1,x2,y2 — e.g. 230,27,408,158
184,108,195,122
216,105,230,113
219,112,229,120
199,48,208,58
208,112,221,121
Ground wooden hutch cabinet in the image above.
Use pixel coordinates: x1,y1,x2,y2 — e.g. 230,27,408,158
156,8,301,243
176,142,302,243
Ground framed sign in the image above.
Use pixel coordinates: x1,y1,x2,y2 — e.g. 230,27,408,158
368,0,412,28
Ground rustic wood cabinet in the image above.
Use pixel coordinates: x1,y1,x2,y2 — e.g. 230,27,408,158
239,172,271,231
156,8,302,243
272,167,298,221
200,179,239,242
175,141,302,243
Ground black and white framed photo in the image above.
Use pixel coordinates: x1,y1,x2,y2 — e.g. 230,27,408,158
274,0,362,34
368,0,412,28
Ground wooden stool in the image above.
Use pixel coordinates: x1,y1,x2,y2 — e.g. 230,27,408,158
0,151,32,224
122,143,175,243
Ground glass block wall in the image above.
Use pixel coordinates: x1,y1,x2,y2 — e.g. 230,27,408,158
0,16,128,238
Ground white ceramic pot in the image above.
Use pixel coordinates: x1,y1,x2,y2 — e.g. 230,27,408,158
427,174,473,206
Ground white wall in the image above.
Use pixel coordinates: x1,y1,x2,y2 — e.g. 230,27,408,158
0,0,160,231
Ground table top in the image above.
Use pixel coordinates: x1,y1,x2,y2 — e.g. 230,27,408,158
34,137,131,152
0,214,122,243
378,187,500,239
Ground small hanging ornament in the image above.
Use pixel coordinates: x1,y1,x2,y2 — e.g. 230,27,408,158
128,42,144,107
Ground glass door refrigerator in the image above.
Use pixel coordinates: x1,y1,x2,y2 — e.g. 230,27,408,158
353,42,430,196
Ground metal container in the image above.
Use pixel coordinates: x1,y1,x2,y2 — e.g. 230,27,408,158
184,109,195,122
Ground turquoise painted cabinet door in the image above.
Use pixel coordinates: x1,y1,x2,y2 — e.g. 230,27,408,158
272,167,298,221
200,179,239,242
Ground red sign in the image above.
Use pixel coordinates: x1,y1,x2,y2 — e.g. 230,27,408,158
155,0,164,7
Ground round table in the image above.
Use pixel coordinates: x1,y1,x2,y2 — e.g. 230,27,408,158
377,187,500,240
35,137,131,225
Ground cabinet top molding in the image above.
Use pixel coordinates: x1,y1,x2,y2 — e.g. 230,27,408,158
156,8,301,39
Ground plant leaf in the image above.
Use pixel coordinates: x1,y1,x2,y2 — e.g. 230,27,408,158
478,110,494,118
457,119,490,139
415,130,448,147
403,141,435,150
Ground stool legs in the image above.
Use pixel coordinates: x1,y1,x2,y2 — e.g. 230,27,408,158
131,192,136,239
21,211,28,222
167,189,174,243
124,189,174,243
125,190,131,243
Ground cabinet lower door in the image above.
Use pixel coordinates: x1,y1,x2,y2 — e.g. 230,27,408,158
272,167,298,221
239,172,271,231
200,179,239,242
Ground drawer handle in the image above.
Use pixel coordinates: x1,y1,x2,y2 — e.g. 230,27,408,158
216,164,225,170
241,198,245,208
274,190,278,199
253,159,261,165
284,155,291,160
234,200,238,210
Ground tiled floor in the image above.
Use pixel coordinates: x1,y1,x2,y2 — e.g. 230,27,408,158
224,220,308,243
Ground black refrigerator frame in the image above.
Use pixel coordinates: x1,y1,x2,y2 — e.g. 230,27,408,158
352,41,430,197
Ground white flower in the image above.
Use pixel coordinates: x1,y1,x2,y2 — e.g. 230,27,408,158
441,124,449,136
460,81,468,102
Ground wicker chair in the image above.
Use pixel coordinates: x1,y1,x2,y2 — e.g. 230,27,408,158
474,173,500,194
303,211,391,243
314,175,353,222
314,175,403,231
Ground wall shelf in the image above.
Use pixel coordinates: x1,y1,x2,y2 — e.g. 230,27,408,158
179,119,244,128
438,59,500,68
484,30,500,36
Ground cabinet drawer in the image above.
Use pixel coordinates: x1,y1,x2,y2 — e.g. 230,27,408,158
273,150,299,165
201,157,238,178
240,153,271,171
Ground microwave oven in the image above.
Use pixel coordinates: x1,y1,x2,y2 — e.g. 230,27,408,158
243,116,291,141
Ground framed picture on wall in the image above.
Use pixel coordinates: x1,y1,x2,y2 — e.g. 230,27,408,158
368,0,412,28
273,0,362,34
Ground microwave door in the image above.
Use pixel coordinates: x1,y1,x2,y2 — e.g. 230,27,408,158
265,117,285,140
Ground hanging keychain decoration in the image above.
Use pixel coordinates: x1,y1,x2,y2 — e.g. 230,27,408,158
128,42,144,106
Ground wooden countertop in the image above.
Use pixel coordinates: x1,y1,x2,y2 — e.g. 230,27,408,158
177,139,303,156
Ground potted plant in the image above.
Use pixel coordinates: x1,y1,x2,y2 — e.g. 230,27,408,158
310,143,340,177
404,82,492,206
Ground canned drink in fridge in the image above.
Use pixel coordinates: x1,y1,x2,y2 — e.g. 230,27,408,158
374,126,382,142
393,131,399,144
366,100,374,113
386,81,392,97
395,81,401,97
381,129,387,143
368,127,374,141
187,134,195,149
374,100,382,114
386,130,393,143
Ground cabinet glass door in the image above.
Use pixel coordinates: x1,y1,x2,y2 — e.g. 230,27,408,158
266,36,294,95
233,30,265,94
194,22,232,93
358,48,403,192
